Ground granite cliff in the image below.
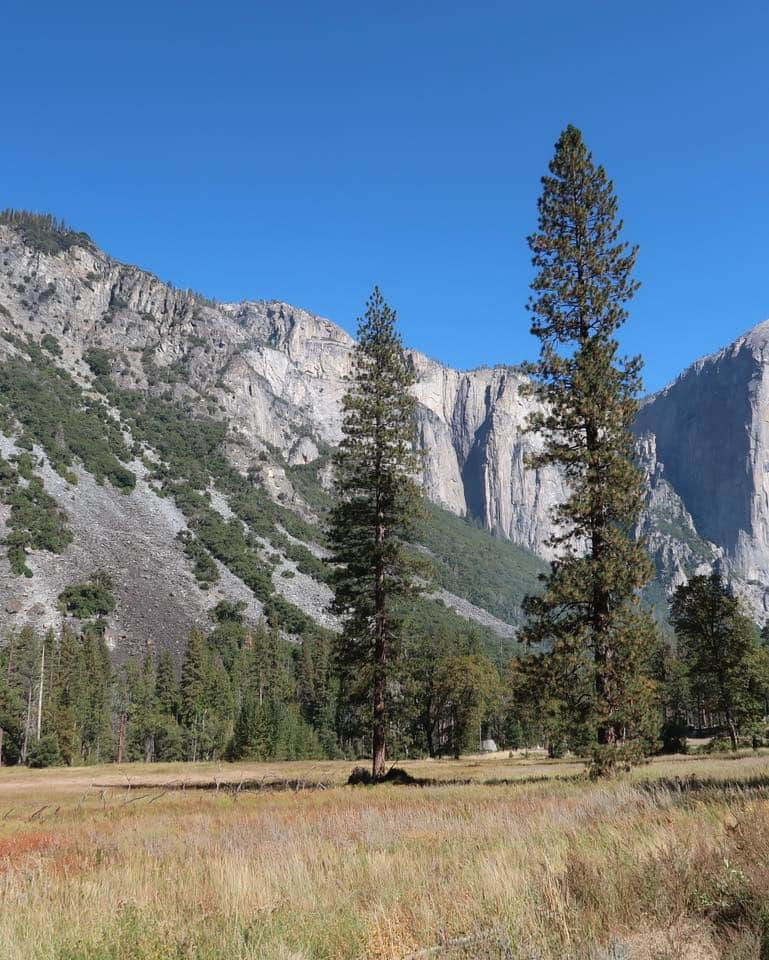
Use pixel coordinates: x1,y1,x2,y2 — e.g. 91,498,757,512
636,323,769,617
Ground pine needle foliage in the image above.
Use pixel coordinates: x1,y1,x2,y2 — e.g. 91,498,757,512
329,287,425,779
521,125,659,774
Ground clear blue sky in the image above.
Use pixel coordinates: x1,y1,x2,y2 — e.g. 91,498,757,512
3,1,767,392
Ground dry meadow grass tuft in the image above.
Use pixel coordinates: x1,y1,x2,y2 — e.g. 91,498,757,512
1,752,769,959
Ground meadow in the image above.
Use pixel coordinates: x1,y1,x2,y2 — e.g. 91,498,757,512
2,753,769,960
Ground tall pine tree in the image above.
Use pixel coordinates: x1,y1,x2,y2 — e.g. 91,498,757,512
522,125,659,774
329,287,424,780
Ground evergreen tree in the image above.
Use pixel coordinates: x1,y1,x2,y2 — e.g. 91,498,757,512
123,646,158,762
329,287,425,779
52,624,85,764
652,641,691,753
268,701,324,760
506,652,594,758
180,628,210,731
153,647,183,759
400,605,499,758
670,572,764,749
208,600,248,674
79,626,113,762
8,626,41,763
180,627,233,760
295,631,337,754
155,647,181,721
39,628,56,739
522,125,659,773
0,663,22,766
433,654,498,759
204,652,234,757
27,732,60,768
228,688,270,760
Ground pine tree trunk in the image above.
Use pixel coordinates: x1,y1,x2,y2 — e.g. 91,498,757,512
117,712,127,764
424,717,435,759
22,685,32,763
579,306,614,751
372,519,387,781
36,644,45,742
588,421,614,748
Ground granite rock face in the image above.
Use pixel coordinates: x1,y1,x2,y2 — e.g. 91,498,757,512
636,322,769,616
635,433,720,592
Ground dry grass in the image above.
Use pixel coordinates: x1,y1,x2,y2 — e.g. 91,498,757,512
1,752,769,959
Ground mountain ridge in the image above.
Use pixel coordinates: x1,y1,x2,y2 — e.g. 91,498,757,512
0,213,549,652
0,210,767,652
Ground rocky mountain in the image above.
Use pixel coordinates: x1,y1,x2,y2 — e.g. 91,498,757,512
636,323,769,618
0,213,547,654
0,211,765,653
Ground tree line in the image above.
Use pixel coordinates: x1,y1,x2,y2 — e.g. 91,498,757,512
0,590,509,768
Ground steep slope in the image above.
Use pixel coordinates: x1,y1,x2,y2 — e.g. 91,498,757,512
0,216,565,545
636,322,769,618
0,213,547,650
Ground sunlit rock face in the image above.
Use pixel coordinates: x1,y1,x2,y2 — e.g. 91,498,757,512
636,320,769,616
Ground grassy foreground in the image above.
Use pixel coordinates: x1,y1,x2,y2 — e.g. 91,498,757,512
2,753,769,959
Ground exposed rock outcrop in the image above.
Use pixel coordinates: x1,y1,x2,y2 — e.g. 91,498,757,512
636,322,769,616
0,222,563,557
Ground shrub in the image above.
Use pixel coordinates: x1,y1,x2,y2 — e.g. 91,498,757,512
58,572,116,620
209,599,246,624
27,733,61,768
5,475,72,577
84,347,113,377
177,531,220,585
40,333,62,356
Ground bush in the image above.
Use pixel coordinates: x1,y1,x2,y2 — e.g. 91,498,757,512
27,734,61,768
177,531,220,585
4,474,72,577
708,737,738,754
41,334,62,357
58,572,116,620
209,599,245,624
84,347,113,377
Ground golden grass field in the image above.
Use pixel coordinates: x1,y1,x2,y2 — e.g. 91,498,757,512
2,752,769,960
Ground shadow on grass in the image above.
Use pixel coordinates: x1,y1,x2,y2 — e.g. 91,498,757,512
636,773,769,800
107,762,769,798
119,769,587,795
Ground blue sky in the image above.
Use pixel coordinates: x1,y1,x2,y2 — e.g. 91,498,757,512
2,1,767,392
